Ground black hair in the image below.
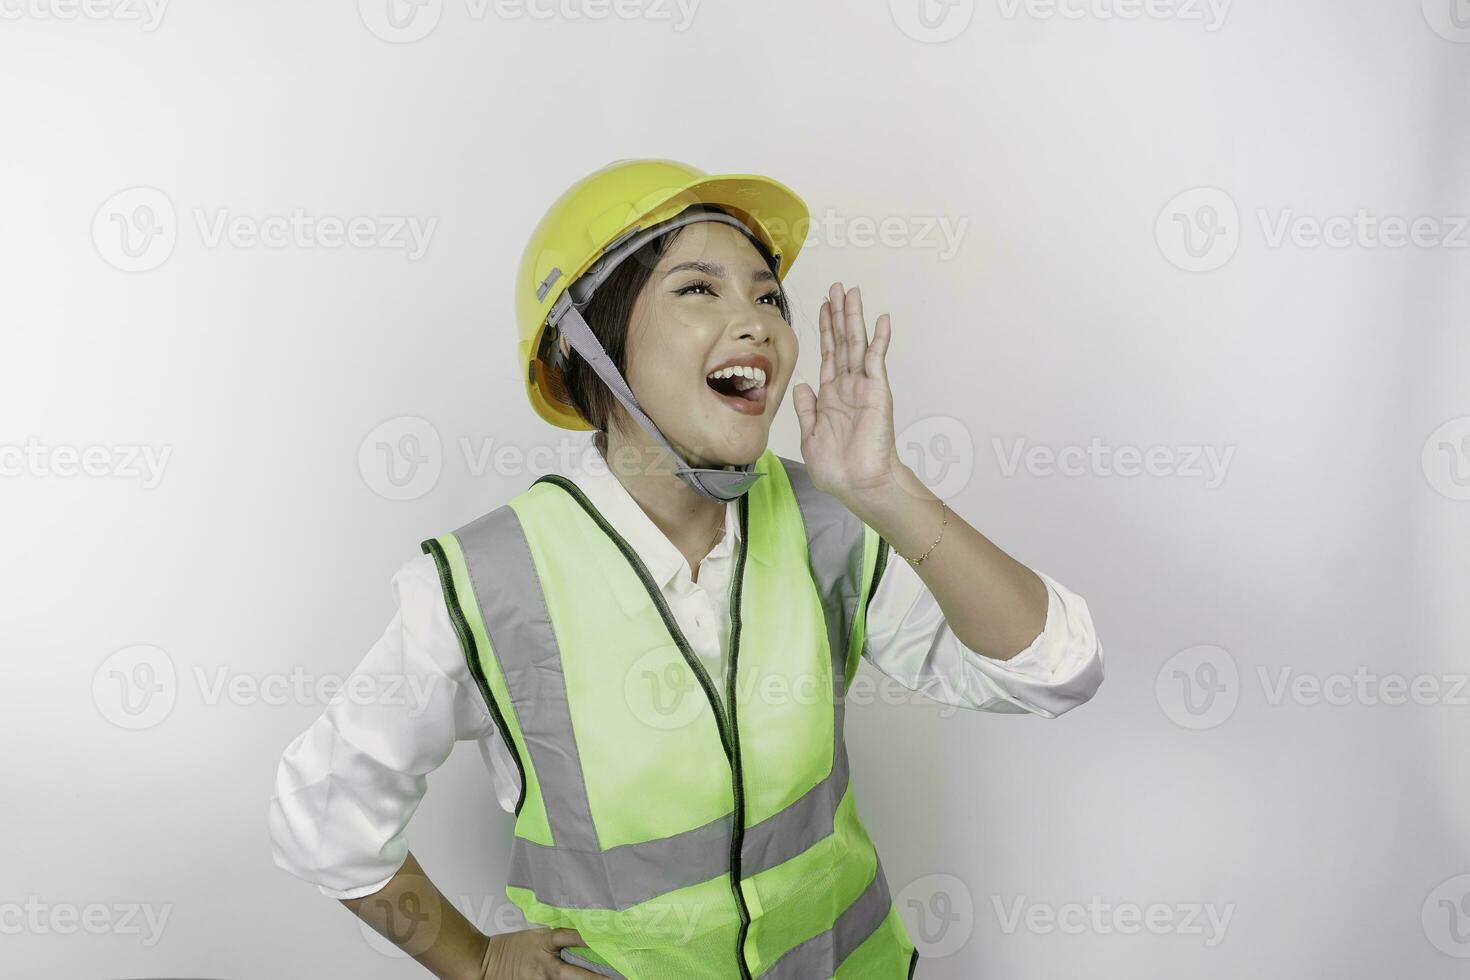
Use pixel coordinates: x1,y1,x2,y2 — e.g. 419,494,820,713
556,204,791,452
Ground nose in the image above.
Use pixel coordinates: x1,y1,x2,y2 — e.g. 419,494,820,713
727,295,773,342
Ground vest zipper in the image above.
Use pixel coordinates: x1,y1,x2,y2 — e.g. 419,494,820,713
724,491,755,980
532,475,756,979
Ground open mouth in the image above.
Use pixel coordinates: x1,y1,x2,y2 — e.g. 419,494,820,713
705,365,768,414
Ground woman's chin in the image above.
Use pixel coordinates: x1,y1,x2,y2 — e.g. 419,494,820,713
677,430,767,470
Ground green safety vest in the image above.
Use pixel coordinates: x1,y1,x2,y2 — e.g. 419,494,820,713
421,448,920,979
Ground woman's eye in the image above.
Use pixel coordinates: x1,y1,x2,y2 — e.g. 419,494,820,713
674,280,781,307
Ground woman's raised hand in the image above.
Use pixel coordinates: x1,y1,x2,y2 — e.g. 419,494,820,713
792,282,902,505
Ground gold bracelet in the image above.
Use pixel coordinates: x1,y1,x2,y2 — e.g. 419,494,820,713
899,499,948,565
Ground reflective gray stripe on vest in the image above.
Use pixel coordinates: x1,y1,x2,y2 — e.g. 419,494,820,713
759,858,897,980
778,454,875,722
452,459,871,911
454,504,600,854
510,745,852,911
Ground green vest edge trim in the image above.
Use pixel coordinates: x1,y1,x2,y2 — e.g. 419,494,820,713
421,533,531,818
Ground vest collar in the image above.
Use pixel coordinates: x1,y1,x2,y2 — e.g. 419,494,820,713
538,444,775,621
567,443,747,592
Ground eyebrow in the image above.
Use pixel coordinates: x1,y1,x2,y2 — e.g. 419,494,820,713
661,260,778,285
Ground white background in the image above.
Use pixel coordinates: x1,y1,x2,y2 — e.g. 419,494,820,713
3,0,1469,977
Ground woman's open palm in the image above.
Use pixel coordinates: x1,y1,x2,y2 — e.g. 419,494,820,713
792,282,899,500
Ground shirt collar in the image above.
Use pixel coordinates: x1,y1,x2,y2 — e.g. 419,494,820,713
563,439,742,590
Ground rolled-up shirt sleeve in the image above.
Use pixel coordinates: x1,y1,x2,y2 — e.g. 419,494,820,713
862,555,1104,719
266,554,495,899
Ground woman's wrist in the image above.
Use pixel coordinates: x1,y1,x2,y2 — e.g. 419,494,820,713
471,931,498,980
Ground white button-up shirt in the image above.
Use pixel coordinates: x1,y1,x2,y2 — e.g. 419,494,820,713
268,451,1105,900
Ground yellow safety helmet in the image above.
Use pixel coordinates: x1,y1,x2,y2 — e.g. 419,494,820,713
517,158,810,433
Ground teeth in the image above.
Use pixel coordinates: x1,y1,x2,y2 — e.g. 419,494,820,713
706,365,767,390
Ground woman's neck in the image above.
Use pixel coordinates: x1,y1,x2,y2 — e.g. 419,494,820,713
597,429,727,577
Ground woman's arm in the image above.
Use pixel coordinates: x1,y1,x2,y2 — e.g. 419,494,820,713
266,556,492,899
848,462,1050,662
863,555,1105,717
793,281,1053,661
343,850,600,980
341,849,493,980
271,554,599,977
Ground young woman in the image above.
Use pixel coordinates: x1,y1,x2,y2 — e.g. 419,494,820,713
269,159,1104,979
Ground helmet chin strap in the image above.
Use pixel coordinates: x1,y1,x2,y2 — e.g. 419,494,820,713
545,210,769,503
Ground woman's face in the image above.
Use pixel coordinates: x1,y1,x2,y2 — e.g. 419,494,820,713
619,220,796,469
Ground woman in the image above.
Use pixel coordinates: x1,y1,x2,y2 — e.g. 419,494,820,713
268,159,1104,979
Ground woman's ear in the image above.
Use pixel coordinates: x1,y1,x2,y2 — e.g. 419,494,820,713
559,334,571,359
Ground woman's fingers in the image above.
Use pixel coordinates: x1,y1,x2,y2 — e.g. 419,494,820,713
817,299,836,386
822,282,872,381
868,313,892,383
845,285,870,369
544,928,603,978
544,927,585,951
828,281,849,377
